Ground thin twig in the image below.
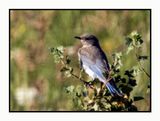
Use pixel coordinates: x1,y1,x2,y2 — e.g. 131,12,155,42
135,51,150,78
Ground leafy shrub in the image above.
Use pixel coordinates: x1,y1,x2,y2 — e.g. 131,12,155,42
50,32,150,111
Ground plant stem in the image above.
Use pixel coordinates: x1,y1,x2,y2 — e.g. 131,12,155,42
134,49,150,78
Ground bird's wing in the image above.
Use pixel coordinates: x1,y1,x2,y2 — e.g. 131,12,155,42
78,47,97,65
78,48,109,82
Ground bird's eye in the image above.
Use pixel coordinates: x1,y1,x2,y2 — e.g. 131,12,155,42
85,38,90,40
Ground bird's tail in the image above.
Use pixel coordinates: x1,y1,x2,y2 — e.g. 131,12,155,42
106,79,124,97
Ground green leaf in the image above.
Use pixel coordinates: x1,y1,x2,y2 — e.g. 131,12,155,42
128,78,137,86
64,70,72,77
132,66,141,77
119,84,133,94
112,52,123,70
57,46,64,53
138,56,148,61
92,103,99,111
50,46,64,63
125,37,133,46
103,102,111,110
124,70,134,78
125,37,134,54
131,31,143,47
75,86,82,97
115,75,121,83
133,96,144,101
121,78,126,83
50,47,55,53
126,45,134,54
66,85,75,94
125,31,144,54
53,55,61,63
125,66,140,78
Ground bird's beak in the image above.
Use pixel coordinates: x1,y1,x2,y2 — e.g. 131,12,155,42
74,36,81,40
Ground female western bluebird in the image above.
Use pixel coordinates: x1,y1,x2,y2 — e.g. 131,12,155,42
75,34,123,97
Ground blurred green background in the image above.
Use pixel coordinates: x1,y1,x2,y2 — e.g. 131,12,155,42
10,10,150,111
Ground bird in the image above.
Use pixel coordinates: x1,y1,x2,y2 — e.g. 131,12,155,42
75,34,123,97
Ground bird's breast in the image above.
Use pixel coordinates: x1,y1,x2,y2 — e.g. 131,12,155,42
83,64,96,80
78,46,99,63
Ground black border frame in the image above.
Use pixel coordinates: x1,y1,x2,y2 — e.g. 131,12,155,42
9,9,152,112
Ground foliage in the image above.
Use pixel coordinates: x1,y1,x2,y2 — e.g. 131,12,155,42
50,32,150,111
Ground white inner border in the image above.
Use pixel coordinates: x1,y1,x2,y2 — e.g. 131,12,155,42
1,1,160,121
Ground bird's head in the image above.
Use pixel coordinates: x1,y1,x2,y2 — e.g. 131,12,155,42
75,34,99,46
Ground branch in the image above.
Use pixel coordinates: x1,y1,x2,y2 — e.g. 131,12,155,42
136,54,150,78
134,49,150,78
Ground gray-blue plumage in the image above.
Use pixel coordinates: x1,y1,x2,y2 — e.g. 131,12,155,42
75,34,123,97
